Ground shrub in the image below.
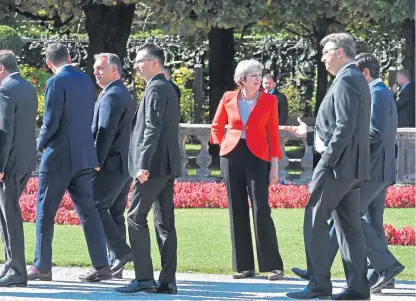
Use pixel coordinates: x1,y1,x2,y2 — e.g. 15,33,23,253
0,25,24,55
280,78,303,117
172,66,195,123
19,64,52,127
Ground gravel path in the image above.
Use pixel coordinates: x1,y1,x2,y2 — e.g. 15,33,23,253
0,266,414,300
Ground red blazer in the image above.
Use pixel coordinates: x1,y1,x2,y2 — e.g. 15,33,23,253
210,90,283,161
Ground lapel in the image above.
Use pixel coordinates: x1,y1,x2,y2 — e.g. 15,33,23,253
132,73,165,126
326,64,357,95
228,90,266,123
228,91,241,121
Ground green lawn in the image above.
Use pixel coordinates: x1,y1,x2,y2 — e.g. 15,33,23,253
3,208,414,280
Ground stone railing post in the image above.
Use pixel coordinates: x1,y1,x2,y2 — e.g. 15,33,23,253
396,128,416,184
195,131,212,178
278,127,290,181
300,128,314,181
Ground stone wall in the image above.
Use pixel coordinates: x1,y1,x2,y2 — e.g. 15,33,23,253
34,126,415,185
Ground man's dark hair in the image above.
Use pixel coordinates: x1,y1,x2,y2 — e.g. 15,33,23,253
397,68,410,80
263,73,275,81
137,43,165,66
0,50,18,73
355,53,380,79
45,42,69,65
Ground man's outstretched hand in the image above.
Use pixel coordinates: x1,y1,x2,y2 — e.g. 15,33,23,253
284,117,308,138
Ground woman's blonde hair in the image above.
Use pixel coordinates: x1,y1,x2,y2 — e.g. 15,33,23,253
234,59,263,87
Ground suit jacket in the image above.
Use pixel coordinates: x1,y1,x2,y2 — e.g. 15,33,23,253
396,81,415,127
92,79,135,174
0,73,38,175
169,80,181,101
315,64,371,181
369,82,398,183
269,89,288,125
128,73,181,178
37,65,98,172
210,90,283,161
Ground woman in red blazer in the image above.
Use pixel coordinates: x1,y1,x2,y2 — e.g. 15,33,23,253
210,59,284,280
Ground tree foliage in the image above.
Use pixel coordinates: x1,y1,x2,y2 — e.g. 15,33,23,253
0,25,23,54
136,0,271,34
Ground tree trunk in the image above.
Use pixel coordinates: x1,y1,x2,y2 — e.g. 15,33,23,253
208,27,235,120
83,2,135,78
313,18,332,115
401,18,415,81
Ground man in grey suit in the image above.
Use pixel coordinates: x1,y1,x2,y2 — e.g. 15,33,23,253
115,43,180,295
287,33,371,300
290,53,404,294
0,50,37,287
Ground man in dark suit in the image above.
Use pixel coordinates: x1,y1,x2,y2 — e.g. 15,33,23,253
0,50,37,287
262,73,288,125
92,53,135,278
394,69,415,127
115,43,180,295
163,67,181,100
28,43,110,282
287,33,371,300
291,53,404,294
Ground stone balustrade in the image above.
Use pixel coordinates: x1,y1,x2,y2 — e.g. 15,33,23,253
34,126,415,185
178,125,415,185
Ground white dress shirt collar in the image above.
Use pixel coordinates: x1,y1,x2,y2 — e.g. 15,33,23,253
369,78,383,89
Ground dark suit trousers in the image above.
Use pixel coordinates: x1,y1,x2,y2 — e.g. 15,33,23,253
93,169,132,259
326,181,397,273
127,176,177,282
0,173,31,278
304,159,369,295
34,169,108,272
220,139,284,273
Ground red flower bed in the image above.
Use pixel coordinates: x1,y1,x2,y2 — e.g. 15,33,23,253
385,185,416,208
19,178,415,230
384,224,415,246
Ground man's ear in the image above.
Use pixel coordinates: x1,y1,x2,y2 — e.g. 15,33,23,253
337,48,344,58
45,59,52,69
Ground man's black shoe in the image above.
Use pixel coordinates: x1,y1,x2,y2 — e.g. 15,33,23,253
370,261,404,293
331,289,370,300
291,267,311,281
155,282,178,294
111,253,132,276
286,287,331,299
115,279,156,294
0,275,27,287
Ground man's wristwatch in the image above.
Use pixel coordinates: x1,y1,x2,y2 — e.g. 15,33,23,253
271,163,279,168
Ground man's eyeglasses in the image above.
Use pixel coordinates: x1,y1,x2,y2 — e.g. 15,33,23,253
322,48,339,55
